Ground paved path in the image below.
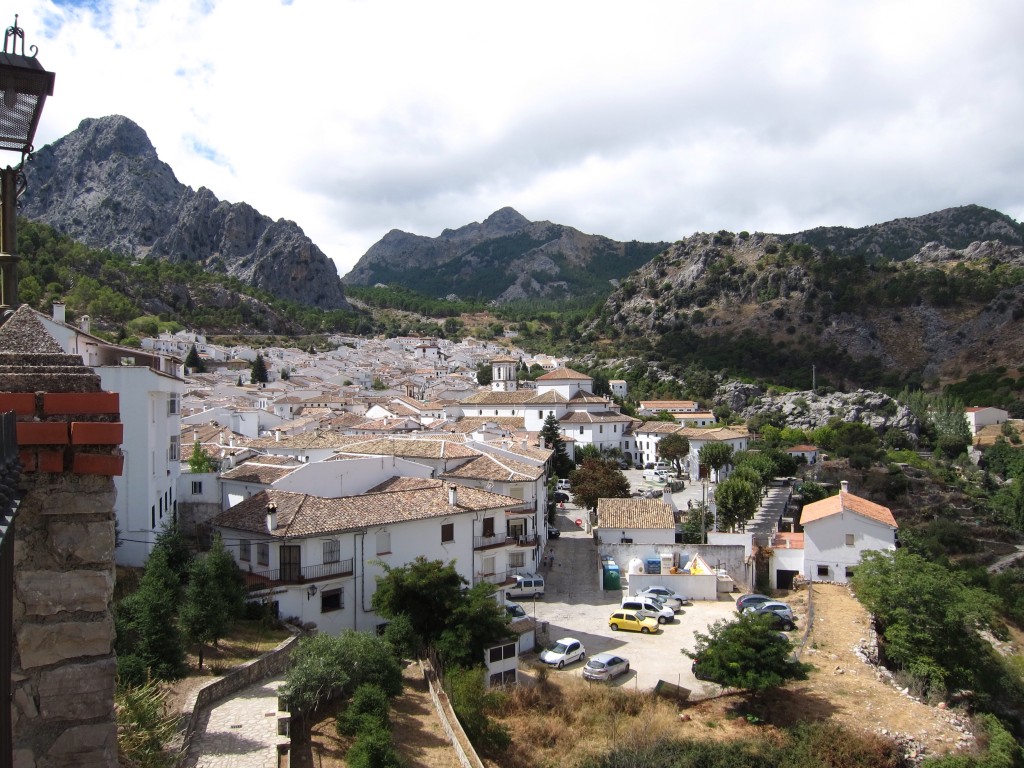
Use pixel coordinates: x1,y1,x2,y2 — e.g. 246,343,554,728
184,677,289,768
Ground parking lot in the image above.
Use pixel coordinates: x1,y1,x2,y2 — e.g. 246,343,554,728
528,494,741,694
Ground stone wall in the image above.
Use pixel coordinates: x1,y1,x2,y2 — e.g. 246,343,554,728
2,307,122,768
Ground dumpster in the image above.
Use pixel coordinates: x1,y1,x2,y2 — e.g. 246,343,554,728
603,564,621,590
645,557,662,575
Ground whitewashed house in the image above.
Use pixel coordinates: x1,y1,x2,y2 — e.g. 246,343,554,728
799,481,898,584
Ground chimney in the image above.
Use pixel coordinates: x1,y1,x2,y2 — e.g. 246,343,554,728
840,480,849,493
79,314,91,334
266,502,277,532
52,301,66,324
448,485,457,506
275,429,281,442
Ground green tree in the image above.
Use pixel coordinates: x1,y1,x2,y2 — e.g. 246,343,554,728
684,612,810,696
540,413,573,478
698,442,734,482
345,724,404,768
371,556,466,646
444,666,511,756
336,683,391,736
569,457,631,513
657,433,690,477
282,631,402,720
475,362,493,386
852,549,997,696
713,476,759,531
250,353,269,384
184,344,205,372
188,441,216,474
180,535,245,670
116,548,186,683
435,582,511,669
932,395,972,459
152,521,194,589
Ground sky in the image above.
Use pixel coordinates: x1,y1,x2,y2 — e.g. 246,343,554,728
18,1,1024,277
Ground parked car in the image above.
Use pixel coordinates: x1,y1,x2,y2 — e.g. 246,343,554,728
583,652,630,681
745,606,796,631
608,611,659,633
553,491,570,503
744,601,793,621
620,597,674,624
504,601,527,618
642,468,670,482
546,525,561,539
635,586,690,610
505,573,545,600
556,478,571,491
691,657,717,682
735,593,773,611
540,637,586,668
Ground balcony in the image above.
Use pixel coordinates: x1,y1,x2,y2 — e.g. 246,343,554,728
473,569,523,587
510,533,538,547
244,558,354,592
473,534,513,551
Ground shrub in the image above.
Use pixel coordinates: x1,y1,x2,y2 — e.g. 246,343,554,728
336,684,392,736
345,722,404,768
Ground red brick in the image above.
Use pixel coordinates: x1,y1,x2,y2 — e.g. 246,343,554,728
0,393,37,415
17,422,70,445
72,453,124,476
19,450,36,472
38,451,65,473
70,422,123,446
43,392,120,416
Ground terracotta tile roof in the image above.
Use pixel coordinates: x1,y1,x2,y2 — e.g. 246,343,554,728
799,490,898,528
771,532,805,549
442,417,527,434
560,410,631,424
567,391,612,404
636,421,686,434
536,367,591,381
212,480,525,538
220,459,302,484
244,431,355,450
460,391,538,405
786,444,819,452
440,453,543,482
335,436,481,460
597,498,675,530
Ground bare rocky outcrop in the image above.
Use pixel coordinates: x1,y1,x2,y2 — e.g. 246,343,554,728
24,115,350,311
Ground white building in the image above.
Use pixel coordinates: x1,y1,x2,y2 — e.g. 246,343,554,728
38,306,185,567
799,480,898,584
965,406,1009,434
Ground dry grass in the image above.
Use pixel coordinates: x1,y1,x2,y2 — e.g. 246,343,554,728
186,620,292,674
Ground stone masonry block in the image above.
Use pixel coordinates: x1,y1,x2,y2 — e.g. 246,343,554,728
39,659,117,721
17,618,114,668
16,422,69,445
49,521,116,564
70,422,123,445
37,489,116,516
17,570,113,616
47,722,117,767
42,391,120,416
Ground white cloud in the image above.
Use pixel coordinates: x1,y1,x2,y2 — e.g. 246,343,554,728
19,0,1024,276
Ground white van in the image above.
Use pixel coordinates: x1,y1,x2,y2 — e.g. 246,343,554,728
642,468,670,482
556,478,571,491
505,573,545,600
620,597,673,624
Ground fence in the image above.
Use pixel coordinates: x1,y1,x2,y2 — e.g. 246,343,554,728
0,411,21,768
419,658,484,768
243,559,354,591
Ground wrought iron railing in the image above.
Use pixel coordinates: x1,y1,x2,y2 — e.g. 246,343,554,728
1,410,23,767
243,558,354,591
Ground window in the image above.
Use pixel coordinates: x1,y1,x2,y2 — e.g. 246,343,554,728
845,567,856,579
816,564,830,577
240,540,251,562
167,394,179,415
579,427,583,435
488,642,517,663
441,523,454,543
191,480,203,495
509,552,525,568
321,587,343,613
257,543,270,566
845,533,855,546
323,539,340,564
168,435,180,462
376,532,391,555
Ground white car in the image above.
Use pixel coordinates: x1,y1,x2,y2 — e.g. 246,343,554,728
635,586,689,611
620,597,674,624
540,637,586,668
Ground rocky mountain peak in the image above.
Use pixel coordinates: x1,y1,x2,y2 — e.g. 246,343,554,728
24,115,350,311
481,206,530,233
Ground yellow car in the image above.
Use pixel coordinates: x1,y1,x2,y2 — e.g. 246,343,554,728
608,611,659,634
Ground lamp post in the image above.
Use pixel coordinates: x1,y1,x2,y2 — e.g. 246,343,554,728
0,14,55,320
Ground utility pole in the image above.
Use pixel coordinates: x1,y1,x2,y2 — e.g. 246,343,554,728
812,364,816,392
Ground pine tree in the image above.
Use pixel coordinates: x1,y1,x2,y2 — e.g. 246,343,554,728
251,353,269,384
184,344,205,372
180,536,245,670
540,413,573,478
123,548,186,681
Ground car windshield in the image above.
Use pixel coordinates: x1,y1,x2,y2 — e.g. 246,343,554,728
586,660,605,669
550,642,570,654
507,605,526,617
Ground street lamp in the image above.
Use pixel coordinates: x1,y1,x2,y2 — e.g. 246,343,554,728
0,15,55,319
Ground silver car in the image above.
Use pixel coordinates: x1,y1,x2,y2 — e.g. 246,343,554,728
744,601,793,621
635,586,689,611
582,652,630,681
